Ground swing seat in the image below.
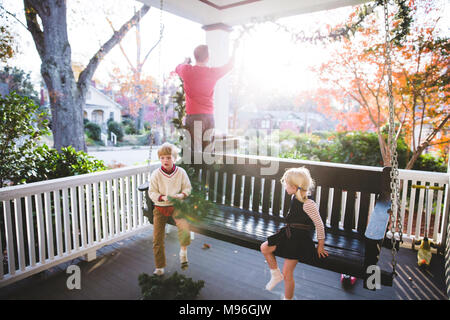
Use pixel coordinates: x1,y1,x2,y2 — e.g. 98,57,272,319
138,156,395,287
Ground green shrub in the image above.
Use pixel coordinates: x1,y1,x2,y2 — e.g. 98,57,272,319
279,130,443,172
413,153,447,173
0,92,49,187
84,121,102,141
107,120,124,141
11,145,107,185
138,272,204,300
122,118,139,135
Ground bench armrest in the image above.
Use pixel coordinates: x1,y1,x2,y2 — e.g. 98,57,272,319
138,181,150,192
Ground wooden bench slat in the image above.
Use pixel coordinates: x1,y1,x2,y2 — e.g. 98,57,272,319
233,175,242,208
217,171,224,205
252,177,262,213
272,181,282,218
330,188,343,229
242,176,251,210
208,168,215,201
357,192,371,235
224,172,233,206
344,191,357,231
262,178,272,215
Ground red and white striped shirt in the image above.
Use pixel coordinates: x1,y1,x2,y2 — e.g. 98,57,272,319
303,199,326,240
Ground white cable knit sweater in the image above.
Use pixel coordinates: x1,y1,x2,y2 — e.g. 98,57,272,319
148,166,192,207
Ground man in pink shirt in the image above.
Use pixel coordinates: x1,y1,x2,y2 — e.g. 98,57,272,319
175,44,237,157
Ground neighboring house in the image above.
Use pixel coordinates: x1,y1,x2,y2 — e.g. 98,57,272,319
84,86,123,126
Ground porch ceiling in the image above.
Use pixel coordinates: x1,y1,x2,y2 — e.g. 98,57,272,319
138,0,372,27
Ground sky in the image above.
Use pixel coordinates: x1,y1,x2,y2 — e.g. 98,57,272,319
1,0,448,98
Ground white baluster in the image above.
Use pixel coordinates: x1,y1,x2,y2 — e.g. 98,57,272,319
44,192,54,260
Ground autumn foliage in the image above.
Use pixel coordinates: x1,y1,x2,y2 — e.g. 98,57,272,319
312,1,449,169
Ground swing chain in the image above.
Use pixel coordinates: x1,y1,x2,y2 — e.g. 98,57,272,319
383,0,403,277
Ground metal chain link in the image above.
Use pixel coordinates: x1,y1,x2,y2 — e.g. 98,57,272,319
383,0,403,277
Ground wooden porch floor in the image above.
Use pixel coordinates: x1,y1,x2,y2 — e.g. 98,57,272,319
0,227,447,300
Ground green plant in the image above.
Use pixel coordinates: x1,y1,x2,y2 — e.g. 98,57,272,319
84,121,102,141
122,118,139,135
107,120,124,141
12,145,107,185
138,272,204,300
171,81,187,134
169,164,218,224
413,153,446,173
278,130,443,172
0,92,49,187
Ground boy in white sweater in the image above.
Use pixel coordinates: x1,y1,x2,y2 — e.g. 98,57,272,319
148,143,192,275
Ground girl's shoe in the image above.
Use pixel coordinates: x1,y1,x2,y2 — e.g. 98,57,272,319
180,249,188,270
153,268,165,276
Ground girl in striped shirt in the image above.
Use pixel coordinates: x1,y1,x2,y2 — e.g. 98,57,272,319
260,167,328,300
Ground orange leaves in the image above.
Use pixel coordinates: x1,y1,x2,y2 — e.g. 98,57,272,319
106,68,157,116
309,1,448,164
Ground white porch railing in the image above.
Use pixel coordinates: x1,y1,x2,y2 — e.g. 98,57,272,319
0,164,159,288
397,169,450,244
0,158,449,288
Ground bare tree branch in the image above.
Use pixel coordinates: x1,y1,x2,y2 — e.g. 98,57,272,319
1,5,29,31
23,0,44,56
140,24,164,70
78,4,151,94
106,17,136,73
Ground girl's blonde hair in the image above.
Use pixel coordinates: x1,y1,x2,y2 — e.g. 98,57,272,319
157,143,178,160
280,167,315,203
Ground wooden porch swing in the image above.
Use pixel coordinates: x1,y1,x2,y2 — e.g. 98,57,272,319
139,0,402,289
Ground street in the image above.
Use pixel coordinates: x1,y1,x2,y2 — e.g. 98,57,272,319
88,146,159,167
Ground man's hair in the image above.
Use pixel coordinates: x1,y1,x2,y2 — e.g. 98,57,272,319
194,45,209,63
157,142,178,159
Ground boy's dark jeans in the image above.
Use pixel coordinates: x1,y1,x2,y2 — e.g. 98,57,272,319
185,114,215,159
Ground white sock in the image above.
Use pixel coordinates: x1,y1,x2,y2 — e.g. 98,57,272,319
265,268,283,291
180,249,188,263
153,268,164,276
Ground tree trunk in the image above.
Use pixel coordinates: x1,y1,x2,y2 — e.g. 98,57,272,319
23,0,84,150
24,0,150,152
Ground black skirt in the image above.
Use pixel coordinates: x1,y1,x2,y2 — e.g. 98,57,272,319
267,227,316,263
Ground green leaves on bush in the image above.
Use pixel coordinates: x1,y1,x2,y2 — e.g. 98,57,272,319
0,92,49,187
84,121,102,141
11,145,107,185
107,120,124,141
138,272,205,300
122,118,139,135
169,164,218,224
279,131,445,172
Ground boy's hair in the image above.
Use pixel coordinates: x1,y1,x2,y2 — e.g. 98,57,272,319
281,167,315,203
157,142,178,159
194,45,209,63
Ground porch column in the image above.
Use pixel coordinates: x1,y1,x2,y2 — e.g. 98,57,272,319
203,23,232,136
